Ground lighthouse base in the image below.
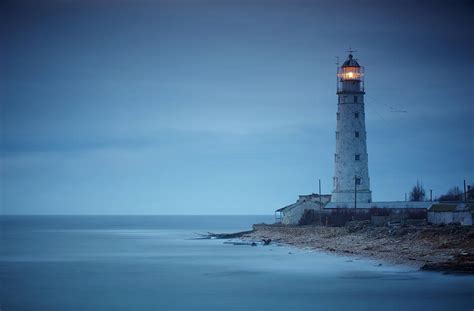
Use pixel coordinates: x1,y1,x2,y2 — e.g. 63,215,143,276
331,190,372,204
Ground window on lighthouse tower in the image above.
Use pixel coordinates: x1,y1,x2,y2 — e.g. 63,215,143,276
355,131,360,138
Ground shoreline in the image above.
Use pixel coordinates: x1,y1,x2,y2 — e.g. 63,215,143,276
234,222,474,274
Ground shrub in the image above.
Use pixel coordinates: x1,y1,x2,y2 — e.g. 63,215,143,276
298,209,319,226
326,208,370,226
407,209,427,220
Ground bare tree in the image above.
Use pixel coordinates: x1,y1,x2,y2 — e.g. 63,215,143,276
438,186,462,202
469,183,474,201
409,180,426,202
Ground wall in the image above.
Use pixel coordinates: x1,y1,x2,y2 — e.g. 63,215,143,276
281,201,323,225
453,212,473,226
428,211,453,224
325,201,433,209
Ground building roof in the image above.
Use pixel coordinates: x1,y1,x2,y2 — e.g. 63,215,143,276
298,193,331,199
325,201,434,209
341,54,360,67
297,194,331,204
427,203,474,212
275,202,299,212
429,204,457,212
276,200,325,212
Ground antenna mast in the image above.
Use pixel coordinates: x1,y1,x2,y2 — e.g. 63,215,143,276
347,46,357,54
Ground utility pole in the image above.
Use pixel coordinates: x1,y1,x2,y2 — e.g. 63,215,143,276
319,179,322,226
354,175,357,210
464,179,467,203
405,192,407,202
430,189,432,202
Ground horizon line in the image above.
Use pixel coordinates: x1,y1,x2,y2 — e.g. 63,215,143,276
0,214,274,217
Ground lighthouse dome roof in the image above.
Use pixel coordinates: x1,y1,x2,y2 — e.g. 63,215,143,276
341,54,360,67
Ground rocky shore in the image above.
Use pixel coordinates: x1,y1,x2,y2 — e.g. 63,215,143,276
238,222,474,273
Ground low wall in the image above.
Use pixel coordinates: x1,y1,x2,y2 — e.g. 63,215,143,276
428,211,473,226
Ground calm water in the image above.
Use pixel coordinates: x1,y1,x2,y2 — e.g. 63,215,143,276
1,216,473,311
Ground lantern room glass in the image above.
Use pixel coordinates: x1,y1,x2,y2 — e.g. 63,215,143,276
337,66,365,93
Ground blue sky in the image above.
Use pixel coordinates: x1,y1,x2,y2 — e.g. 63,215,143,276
1,0,473,215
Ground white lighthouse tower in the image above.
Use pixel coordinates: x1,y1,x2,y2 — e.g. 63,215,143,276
332,53,372,203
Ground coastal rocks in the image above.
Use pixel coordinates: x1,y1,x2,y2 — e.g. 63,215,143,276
223,241,256,246
421,253,474,274
201,230,254,239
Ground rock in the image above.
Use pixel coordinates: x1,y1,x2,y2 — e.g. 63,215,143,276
202,230,255,239
421,253,474,274
346,220,370,233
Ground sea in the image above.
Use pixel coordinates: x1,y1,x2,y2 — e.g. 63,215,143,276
1,215,473,311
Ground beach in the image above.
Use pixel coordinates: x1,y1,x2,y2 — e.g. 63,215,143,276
239,222,474,273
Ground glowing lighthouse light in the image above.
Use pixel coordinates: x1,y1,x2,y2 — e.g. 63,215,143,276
337,65,363,81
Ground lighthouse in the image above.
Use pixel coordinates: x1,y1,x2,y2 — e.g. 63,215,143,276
274,52,438,224
332,53,372,203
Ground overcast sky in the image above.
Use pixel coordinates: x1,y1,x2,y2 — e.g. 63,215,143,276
1,0,473,215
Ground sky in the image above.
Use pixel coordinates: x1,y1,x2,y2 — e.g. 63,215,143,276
1,0,473,215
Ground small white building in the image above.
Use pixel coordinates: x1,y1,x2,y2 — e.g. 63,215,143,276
427,203,473,226
276,194,331,225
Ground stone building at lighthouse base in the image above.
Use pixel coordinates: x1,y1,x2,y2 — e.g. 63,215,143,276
275,195,435,225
